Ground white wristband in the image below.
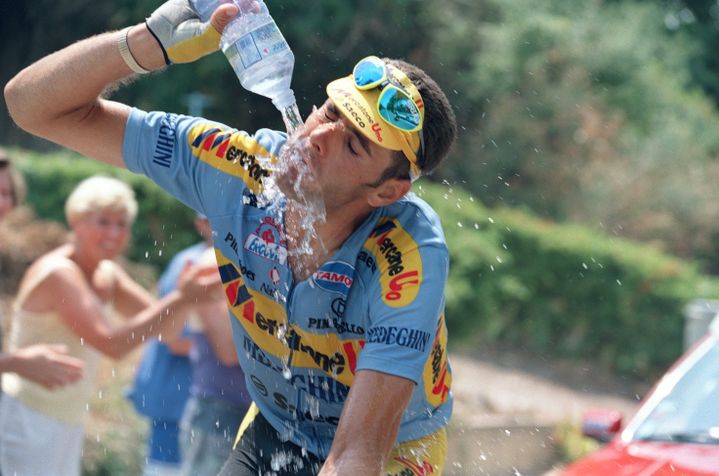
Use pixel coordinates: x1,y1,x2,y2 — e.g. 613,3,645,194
117,27,151,75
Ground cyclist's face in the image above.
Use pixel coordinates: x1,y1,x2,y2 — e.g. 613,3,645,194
275,99,394,210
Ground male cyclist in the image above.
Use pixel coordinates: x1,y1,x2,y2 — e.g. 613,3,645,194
4,1,457,475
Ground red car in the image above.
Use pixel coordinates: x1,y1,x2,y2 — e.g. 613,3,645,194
563,317,719,476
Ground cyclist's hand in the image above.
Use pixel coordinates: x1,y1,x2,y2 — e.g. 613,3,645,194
146,0,238,65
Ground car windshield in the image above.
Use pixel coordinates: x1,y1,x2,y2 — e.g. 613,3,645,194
633,338,719,444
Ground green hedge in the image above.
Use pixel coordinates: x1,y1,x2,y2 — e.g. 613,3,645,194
416,183,719,378
11,148,719,378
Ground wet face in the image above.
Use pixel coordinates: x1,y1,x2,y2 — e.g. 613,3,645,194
0,169,14,221
274,99,396,210
72,208,132,261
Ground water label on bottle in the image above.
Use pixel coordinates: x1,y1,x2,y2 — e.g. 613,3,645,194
235,33,262,69
235,22,288,69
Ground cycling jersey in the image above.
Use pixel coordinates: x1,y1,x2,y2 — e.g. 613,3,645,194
123,109,453,459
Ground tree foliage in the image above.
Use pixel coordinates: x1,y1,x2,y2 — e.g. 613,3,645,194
427,0,719,271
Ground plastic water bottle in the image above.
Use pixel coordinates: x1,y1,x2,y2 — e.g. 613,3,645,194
190,0,234,22
219,0,303,134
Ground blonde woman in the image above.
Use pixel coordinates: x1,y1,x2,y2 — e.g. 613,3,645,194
0,175,218,476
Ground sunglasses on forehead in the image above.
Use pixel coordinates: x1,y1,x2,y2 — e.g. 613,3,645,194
352,56,424,133
352,56,426,177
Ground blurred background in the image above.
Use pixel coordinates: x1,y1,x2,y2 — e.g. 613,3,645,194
3,0,719,474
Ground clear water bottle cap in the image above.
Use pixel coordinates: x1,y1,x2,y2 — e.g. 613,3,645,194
272,88,297,111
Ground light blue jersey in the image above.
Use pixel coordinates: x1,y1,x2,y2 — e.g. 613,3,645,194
123,109,453,459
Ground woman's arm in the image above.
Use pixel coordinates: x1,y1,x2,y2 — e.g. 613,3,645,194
36,262,219,360
104,261,155,318
0,344,85,390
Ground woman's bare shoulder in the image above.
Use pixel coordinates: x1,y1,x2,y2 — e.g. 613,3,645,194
17,246,85,310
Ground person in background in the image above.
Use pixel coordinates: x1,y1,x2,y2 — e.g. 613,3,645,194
0,150,85,391
0,149,26,221
0,175,219,476
127,214,210,476
178,224,251,476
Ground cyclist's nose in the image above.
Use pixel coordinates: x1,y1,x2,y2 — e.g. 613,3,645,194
308,122,344,159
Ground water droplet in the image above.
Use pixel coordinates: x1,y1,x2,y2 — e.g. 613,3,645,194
488,217,495,224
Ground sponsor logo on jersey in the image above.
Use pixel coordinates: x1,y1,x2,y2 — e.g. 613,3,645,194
422,315,451,407
244,217,288,264
216,250,366,386
243,338,351,404
366,326,430,352
220,236,257,279
244,234,286,264
357,250,377,273
331,297,346,318
270,267,280,285
259,282,281,300
188,124,274,193
307,317,364,335
152,113,178,168
312,261,355,295
364,218,423,307
248,371,342,425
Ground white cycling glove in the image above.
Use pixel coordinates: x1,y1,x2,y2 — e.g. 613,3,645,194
146,0,223,65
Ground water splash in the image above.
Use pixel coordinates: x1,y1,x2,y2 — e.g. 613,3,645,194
258,113,327,275
270,449,305,472
281,102,304,135
306,395,321,419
